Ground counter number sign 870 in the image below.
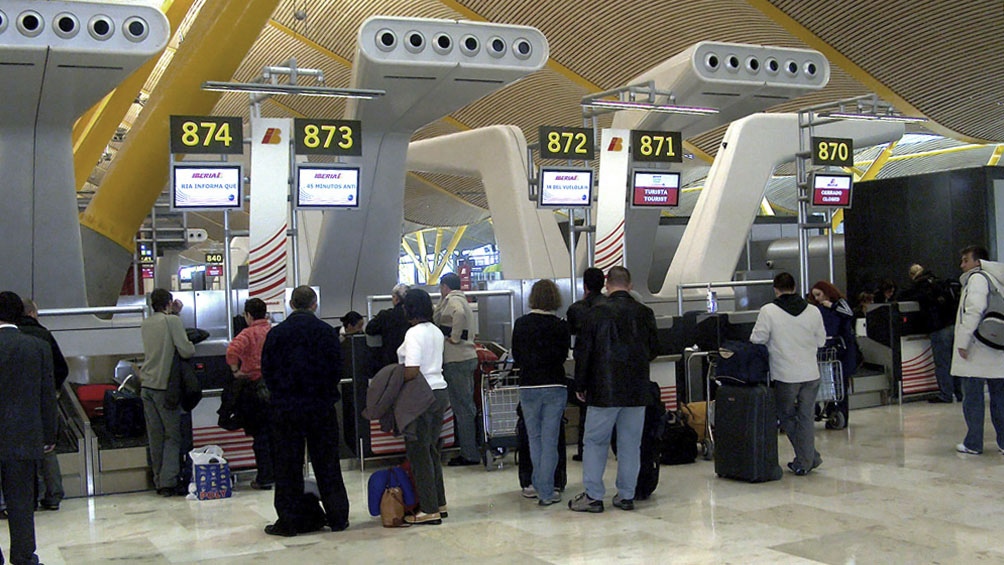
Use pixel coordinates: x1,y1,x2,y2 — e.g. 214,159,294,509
170,115,244,155
538,126,594,160
294,119,362,156
811,136,854,167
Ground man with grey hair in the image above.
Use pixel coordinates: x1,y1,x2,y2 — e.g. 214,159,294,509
366,283,411,369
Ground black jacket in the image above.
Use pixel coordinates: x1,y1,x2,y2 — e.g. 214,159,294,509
18,316,69,391
0,326,57,459
262,310,341,412
365,303,410,368
573,291,659,407
566,292,606,335
900,270,954,331
511,312,570,388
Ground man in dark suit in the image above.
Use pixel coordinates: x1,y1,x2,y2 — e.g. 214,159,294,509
261,286,349,536
19,297,69,511
0,291,57,565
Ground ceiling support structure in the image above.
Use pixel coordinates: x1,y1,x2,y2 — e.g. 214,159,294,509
72,0,195,192
78,0,280,307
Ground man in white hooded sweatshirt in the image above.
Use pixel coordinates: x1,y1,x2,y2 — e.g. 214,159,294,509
952,245,1004,455
750,272,827,475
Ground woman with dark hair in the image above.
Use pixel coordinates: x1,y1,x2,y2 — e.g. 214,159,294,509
512,279,570,506
808,280,856,430
398,289,449,525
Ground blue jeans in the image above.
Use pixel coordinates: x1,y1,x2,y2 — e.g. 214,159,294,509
582,406,645,501
930,325,958,401
443,358,480,461
960,377,1004,453
519,387,566,502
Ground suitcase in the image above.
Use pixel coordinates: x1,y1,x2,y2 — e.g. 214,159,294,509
76,384,118,419
714,384,782,483
103,377,145,437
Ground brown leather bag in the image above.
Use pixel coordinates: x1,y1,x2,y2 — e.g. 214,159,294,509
380,486,406,527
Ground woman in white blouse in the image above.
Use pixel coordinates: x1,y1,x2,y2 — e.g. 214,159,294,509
397,289,449,525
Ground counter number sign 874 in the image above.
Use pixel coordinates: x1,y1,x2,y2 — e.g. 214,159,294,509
170,115,243,155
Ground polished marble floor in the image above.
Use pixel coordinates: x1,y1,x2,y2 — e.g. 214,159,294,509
10,399,1004,564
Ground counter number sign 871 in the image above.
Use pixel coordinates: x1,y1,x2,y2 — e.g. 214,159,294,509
170,115,244,155
294,119,362,156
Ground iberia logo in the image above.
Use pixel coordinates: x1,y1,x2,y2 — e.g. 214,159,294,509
261,128,282,144
607,137,624,152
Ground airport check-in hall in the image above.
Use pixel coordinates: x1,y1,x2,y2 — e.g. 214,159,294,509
2,0,1004,563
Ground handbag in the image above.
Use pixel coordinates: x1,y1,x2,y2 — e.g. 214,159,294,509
380,486,407,527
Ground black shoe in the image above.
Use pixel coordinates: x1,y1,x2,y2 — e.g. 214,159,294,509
787,462,808,476
264,522,298,537
156,488,175,497
0,509,7,519
328,520,349,532
928,396,952,404
571,453,583,462
250,481,274,490
39,502,60,511
447,456,480,467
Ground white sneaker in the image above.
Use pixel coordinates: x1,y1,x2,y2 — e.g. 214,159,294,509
521,486,537,499
956,443,982,455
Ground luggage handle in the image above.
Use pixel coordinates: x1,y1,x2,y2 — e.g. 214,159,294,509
118,374,136,392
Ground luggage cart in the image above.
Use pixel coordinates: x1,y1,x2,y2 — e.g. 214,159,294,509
480,362,520,470
815,346,845,429
684,348,716,460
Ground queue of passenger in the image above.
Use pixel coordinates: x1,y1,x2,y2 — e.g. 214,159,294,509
6,244,1004,559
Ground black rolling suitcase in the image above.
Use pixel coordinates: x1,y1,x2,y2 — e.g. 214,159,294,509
103,377,145,438
714,384,782,483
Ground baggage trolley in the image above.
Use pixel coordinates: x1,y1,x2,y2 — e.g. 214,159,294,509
480,362,520,470
684,348,716,460
815,346,845,429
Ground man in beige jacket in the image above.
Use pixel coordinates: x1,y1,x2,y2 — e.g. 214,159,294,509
434,273,481,466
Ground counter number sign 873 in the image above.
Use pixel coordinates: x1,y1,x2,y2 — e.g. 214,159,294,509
294,119,362,156
170,115,243,155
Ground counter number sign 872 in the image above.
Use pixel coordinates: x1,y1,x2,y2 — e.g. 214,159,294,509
170,115,243,155
538,126,594,160
294,119,362,156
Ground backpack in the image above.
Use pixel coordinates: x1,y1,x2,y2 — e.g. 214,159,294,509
715,340,770,385
659,410,698,465
934,278,962,330
973,272,1004,350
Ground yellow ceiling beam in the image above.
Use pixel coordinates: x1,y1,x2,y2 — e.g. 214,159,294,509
430,226,468,282
268,20,352,67
79,0,281,252
72,0,194,191
401,238,430,281
988,144,1004,166
856,141,897,182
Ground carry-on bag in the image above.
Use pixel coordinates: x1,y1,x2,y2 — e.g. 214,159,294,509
713,384,782,483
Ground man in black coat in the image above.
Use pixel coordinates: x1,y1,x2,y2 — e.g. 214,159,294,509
0,291,56,565
365,283,410,370
261,286,349,536
565,267,606,460
568,267,659,514
19,297,68,511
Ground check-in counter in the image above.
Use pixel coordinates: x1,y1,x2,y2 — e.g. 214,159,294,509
860,301,939,402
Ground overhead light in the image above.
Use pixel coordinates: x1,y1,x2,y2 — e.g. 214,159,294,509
583,98,719,116
202,81,385,99
819,111,927,123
